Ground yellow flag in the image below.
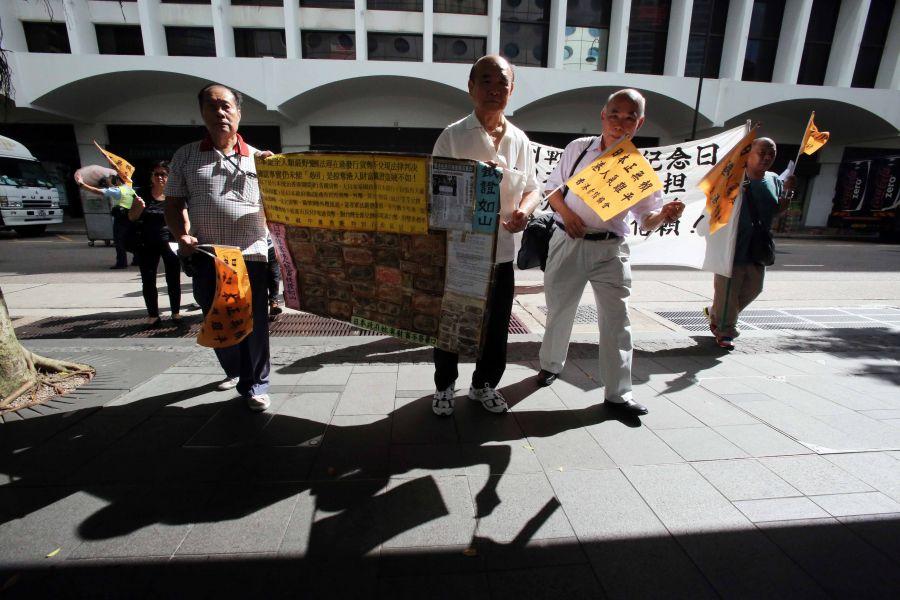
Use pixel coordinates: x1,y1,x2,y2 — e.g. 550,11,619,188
197,246,253,349
698,129,756,235
93,141,135,185
800,113,829,155
565,138,664,221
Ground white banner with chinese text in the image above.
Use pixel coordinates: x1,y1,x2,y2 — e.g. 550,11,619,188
531,125,749,277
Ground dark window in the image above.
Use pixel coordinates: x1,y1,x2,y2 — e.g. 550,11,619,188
301,0,355,7
685,0,728,77
742,0,784,82
434,35,486,63
95,24,144,55
368,33,423,61
234,28,286,58
302,30,356,59
435,0,488,14
231,0,282,5
797,0,839,85
23,22,71,54
852,0,895,88
626,0,670,74
160,1,211,4
367,0,423,10
500,0,550,68
564,0,612,71
165,27,216,57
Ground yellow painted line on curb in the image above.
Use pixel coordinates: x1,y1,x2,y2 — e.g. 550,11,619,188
56,234,72,241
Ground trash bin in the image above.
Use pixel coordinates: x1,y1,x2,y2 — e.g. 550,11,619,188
75,165,117,246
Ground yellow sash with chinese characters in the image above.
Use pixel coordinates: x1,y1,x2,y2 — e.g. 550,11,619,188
197,246,253,349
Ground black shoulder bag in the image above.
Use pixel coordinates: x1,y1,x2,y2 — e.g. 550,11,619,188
517,138,594,271
745,180,776,267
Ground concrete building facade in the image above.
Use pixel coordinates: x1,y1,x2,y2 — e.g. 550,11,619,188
2,0,899,229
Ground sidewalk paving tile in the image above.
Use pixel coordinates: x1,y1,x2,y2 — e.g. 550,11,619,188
376,572,491,600
183,396,286,447
737,400,858,452
381,475,476,549
175,484,301,555
294,365,354,386
660,386,760,427
396,364,439,391
713,423,813,457
738,377,855,416
309,414,391,481
452,399,525,443
759,517,900,598
698,377,760,396
815,412,900,450
788,376,898,411
378,544,484,577
655,427,749,461
487,564,605,600
391,397,459,444
461,441,544,476
585,421,683,467
470,473,573,543
231,447,318,483
632,386,705,430
389,443,467,479
691,459,801,501
759,455,874,496
255,392,336,447
522,418,617,472
810,492,900,517
734,497,829,522
861,409,900,420
836,514,900,565
728,353,815,378
477,537,589,572
824,452,900,501
334,372,397,415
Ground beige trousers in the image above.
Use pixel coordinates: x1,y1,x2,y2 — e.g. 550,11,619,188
710,263,766,338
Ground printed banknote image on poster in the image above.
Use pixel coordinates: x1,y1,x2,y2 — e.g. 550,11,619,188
259,152,500,356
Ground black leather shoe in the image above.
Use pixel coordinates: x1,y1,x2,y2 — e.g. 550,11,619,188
603,399,649,416
536,369,558,387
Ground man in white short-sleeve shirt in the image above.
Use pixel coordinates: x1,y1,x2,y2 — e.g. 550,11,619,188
430,55,541,417
537,89,684,417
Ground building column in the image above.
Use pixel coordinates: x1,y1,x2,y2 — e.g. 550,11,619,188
772,0,813,84
487,0,501,55
607,0,631,73
284,0,302,60
719,0,753,80
74,124,109,168
62,0,99,54
212,0,235,58
547,0,567,70
137,0,166,57
824,0,871,87
664,0,692,77
804,144,843,227
0,2,27,52
875,0,900,89
423,0,434,63
281,123,311,154
355,0,367,60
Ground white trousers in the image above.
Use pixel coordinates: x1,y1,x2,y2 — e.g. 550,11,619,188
539,228,633,403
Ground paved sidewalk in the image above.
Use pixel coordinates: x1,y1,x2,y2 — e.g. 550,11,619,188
2,331,899,598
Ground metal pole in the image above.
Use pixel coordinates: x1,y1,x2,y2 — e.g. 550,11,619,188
690,0,716,141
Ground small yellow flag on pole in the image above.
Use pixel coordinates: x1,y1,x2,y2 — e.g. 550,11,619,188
93,141,135,185
698,128,757,235
565,138,663,221
197,246,253,349
800,112,829,156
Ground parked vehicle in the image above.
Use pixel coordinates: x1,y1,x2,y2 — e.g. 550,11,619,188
0,135,62,236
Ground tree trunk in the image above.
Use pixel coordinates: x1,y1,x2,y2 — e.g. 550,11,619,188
0,286,93,409
0,286,36,400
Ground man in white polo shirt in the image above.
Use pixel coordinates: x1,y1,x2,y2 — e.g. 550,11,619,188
431,55,541,417
164,83,273,412
536,89,684,417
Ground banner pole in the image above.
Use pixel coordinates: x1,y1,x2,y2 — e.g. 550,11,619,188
792,112,814,177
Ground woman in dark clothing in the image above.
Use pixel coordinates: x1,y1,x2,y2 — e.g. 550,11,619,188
128,161,182,326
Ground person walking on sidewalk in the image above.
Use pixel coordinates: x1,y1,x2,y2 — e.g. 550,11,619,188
430,54,541,417
164,83,274,412
536,89,684,417
706,137,796,349
128,161,182,328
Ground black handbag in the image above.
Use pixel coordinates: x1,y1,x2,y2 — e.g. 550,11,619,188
745,182,776,267
516,138,595,271
516,212,555,270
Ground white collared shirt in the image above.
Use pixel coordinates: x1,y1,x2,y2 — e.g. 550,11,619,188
433,112,540,263
545,136,662,237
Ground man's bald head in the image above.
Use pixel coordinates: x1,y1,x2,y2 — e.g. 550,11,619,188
469,55,515,83
753,137,777,151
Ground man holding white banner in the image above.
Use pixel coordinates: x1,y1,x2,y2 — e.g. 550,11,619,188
537,89,683,416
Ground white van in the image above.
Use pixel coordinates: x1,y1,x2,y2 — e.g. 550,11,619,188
0,135,63,236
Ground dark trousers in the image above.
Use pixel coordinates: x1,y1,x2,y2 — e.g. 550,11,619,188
111,208,130,267
434,261,514,390
139,239,181,318
267,243,281,303
193,254,270,397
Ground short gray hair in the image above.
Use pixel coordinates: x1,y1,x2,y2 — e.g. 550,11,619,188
754,137,777,150
606,88,646,118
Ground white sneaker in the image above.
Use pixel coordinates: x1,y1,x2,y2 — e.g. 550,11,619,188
432,384,455,416
468,384,508,413
247,394,271,412
217,376,239,391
